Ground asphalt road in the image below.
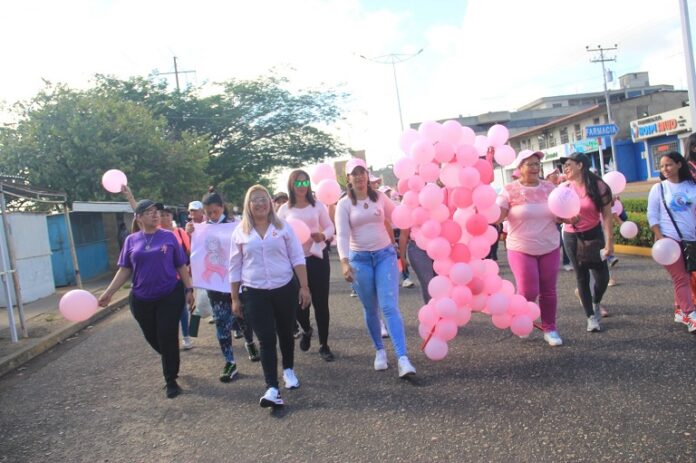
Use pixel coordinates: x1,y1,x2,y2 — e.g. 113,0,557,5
1,251,694,463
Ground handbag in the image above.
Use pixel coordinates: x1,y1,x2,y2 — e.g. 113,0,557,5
576,235,604,267
660,183,696,272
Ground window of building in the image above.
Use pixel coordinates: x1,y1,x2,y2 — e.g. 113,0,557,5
552,103,562,108
593,117,600,124
538,136,546,150
574,124,582,140
637,105,649,118
651,142,679,171
560,127,569,144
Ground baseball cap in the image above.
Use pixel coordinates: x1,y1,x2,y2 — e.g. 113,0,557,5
345,158,369,176
134,199,164,214
559,152,591,167
188,200,203,211
512,150,544,169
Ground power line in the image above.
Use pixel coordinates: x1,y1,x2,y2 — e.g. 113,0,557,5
586,44,618,174
153,56,196,92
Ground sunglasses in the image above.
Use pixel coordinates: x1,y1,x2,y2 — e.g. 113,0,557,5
294,180,310,188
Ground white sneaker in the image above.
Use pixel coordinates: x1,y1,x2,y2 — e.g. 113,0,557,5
687,312,696,333
675,307,688,325
283,368,300,389
543,331,563,346
374,349,388,370
182,336,193,350
380,320,389,338
397,356,416,378
563,264,573,272
259,387,284,407
402,277,415,288
587,316,601,332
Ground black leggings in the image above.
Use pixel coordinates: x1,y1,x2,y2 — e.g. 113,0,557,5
563,227,610,318
129,282,184,384
242,279,298,389
296,250,331,345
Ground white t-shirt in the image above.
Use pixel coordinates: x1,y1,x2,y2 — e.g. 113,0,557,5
647,180,696,241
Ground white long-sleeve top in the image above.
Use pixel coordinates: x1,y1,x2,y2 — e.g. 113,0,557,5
229,221,306,290
647,180,696,241
277,201,335,257
335,191,394,260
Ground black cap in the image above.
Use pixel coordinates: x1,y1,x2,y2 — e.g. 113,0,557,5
559,152,591,167
134,199,164,214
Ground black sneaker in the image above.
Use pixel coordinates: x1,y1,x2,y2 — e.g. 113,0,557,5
233,329,244,339
219,362,238,382
165,380,182,399
319,344,334,362
245,342,260,362
299,327,312,352
293,324,302,339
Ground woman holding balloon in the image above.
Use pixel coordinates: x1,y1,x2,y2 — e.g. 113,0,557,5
336,158,416,378
496,150,563,347
277,169,336,361
647,151,696,331
559,152,614,333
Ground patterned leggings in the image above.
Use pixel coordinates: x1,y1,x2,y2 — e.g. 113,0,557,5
207,290,253,363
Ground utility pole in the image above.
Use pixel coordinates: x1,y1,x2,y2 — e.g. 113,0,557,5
586,44,618,175
155,56,196,92
679,0,696,132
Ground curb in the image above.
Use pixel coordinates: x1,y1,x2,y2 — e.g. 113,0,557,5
0,293,130,379
614,244,652,257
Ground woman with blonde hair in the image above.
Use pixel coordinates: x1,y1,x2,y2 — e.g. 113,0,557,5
230,185,311,408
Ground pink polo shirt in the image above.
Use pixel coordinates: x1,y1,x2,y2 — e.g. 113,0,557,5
336,191,394,259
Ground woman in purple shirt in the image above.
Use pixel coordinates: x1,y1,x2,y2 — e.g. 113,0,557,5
99,199,194,399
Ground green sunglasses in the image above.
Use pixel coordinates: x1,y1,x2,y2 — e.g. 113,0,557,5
294,180,310,188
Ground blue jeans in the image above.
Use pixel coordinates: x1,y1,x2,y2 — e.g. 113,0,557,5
349,245,408,357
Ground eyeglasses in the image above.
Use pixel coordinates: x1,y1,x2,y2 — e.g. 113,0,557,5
250,197,270,204
524,162,541,168
294,180,310,188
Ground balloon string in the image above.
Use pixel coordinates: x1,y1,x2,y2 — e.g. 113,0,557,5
420,316,441,351
533,322,543,331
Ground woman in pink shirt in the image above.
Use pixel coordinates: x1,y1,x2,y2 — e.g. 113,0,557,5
335,158,416,378
560,152,614,333
497,151,563,347
277,169,336,361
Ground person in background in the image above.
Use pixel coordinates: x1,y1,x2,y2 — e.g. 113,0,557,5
118,222,128,250
546,168,572,272
336,158,416,378
398,227,435,305
560,152,614,333
647,151,696,332
187,201,206,228
185,200,215,324
273,192,289,212
98,199,194,399
230,185,311,408
497,151,563,347
277,170,336,362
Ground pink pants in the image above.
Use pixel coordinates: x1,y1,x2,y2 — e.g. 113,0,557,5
507,247,560,332
663,249,695,314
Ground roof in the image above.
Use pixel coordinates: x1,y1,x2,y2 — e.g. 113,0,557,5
509,105,602,139
71,201,134,213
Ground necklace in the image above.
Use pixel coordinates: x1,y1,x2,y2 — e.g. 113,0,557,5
143,230,157,250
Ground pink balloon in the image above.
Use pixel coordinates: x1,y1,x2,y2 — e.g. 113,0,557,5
417,163,438,184
419,322,434,341
508,294,529,316
430,204,451,223
472,185,497,210
399,128,420,154
487,124,510,147
480,204,501,224
312,163,336,183
408,175,425,193
547,187,581,219
427,237,451,261
394,156,417,179
440,220,462,244
493,145,516,166
418,121,444,144
315,179,341,205
469,258,486,276
421,219,442,239
434,319,458,341
441,120,464,146
456,144,479,167
603,171,627,194
440,162,462,188
101,169,127,194
486,292,509,315
418,303,438,326
391,205,414,229
468,276,484,295
449,262,473,285
59,289,98,322
286,218,311,244
428,275,453,299
411,207,430,226
527,301,541,320
411,139,436,165
470,294,488,312
652,238,682,265
475,159,494,184
455,307,472,326
483,259,499,275
510,315,534,337
450,243,471,263
451,188,473,209
433,258,454,276
459,166,481,188
483,225,500,245
397,178,409,195
474,135,490,157
402,190,420,208
435,297,458,319
423,336,448,361
419,183,444,210
620,221,639,239
500,279,515,296
466,214,488,236
492,313,512,329
451,285,473,306
461,126,476,145
611,199,623,215
483,275,503,294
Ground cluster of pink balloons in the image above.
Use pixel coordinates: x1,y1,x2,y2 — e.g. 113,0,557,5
59,289,98,322
102,169,127,194
312,163,342,206
391,120,541,361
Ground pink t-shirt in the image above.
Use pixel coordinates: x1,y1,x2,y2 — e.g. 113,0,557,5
277,201,335,257
336,191,394,259
496,180,560,256
562,180,610,233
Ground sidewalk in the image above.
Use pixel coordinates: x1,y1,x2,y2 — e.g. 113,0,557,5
0,274,130,378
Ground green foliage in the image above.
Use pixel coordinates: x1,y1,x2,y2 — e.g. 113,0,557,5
620,198,648,213
613,211,653,247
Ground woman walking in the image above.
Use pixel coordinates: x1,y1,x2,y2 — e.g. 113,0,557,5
277,170,336,361
335,158,416,378
230,185,311,408
647,151,696,331
98,200,194,399
497,151,563,346
560,152,614,333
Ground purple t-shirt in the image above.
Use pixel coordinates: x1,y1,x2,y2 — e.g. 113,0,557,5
118,229,188,301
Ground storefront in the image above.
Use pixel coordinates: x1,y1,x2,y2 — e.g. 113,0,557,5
630,106,692,179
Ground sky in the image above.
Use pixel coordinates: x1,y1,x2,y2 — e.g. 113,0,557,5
1,0,694,178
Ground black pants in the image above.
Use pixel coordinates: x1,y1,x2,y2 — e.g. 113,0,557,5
296,250,331,346
129,282,184,384
242,279,298,389
563,226,610,318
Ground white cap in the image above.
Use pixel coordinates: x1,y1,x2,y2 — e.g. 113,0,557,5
188,200,203,211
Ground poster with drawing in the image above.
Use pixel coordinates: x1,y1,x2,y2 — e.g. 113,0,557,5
190,222,237,292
